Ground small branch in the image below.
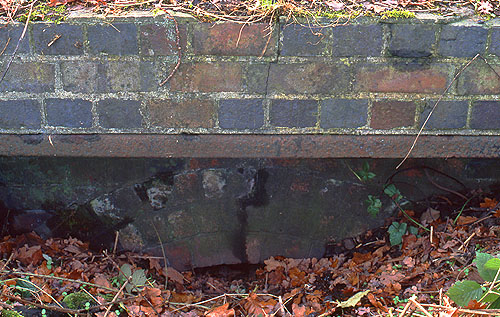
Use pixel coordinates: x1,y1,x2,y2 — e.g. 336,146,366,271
396,53,480,170
0,1,35,85
159,10,182,86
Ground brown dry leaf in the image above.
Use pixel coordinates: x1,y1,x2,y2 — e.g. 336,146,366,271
264,256,284,272
205,303,235,317
92,273,112,290
170,292,199,304
289,267,307,287
403,257,415,268
456,216,477,225
167,267,184,284
325,0,344,10
292,303,307,316
17,245,42,265
143,287,163,307
352,252,372,265
480,197,498,208
243,293,274,316
420,207,440,224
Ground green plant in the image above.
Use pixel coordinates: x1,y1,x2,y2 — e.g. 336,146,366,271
42,254,53,270
117,263,148,293
62,292,97,310
366,195,382,217
17,3,66,23
447,251,500,308
1,310,24,317
381,9,415,19
387,222,418,246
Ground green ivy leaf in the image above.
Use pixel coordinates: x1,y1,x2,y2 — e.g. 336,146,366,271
388,222,407,246
366,195,382,217
446,280,484,307
474,252,497,282
384,184,403,202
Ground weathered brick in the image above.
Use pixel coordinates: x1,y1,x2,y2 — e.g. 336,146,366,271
270,99,318,128
218,99,264,129
99,61,157,92
371,100,416,129
45,99,93,128
331,24,383,57
281,24,329,56
439,25,487,57
193,22,276,56
489,27,500,56
268,63,350,94
148,99,215,128
88,23,138,55
0,100,41,129
169,63,243,92
320,99,368,128
33,24,83,55
0,62,54,92
97,99,142,129
419,100,468,129
355,63,449,93
61,61,98,93
389,24,436,58
139,23,187,56
457,63,500,95
0,25,29,55
470,101,500,129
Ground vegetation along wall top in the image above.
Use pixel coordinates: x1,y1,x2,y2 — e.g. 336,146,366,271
1,12,500,158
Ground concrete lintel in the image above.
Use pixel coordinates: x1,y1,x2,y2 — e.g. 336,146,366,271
0,134,499,158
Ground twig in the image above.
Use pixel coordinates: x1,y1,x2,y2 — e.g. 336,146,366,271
103,273,130,317
1,270,120,293
113,230,119,256
152,220,169,289
457,232,475,251
409,296,433,317
0,37,10,56
396,53,480,169
0,1,34,85
159,10,182,86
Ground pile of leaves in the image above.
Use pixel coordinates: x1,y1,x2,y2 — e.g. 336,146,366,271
1,0,500,26
2,191,500,316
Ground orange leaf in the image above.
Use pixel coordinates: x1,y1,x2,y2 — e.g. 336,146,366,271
456,216,477,225
205,303,235,317
480,197,498,208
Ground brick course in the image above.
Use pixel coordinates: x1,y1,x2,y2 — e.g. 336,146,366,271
97,99,143,129
0,18,499,147
88,23,138,55
193,23,275,56
320,99,368,128
438,25,487,57
149,99,215,128
470,101,500,129
270,100,318,128
419,100,468,129
0,100,40,129
355,64,449,94
46,99,93,128
370,100,416,129
219,99,264,129
33,24,84,55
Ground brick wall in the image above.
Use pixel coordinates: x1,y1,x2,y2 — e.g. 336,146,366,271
1,14,500,157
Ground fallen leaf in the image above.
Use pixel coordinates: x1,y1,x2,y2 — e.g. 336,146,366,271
456,216,477,225
336,290,370,308
167,267,184,284
205,303,235,317
325,0,344,10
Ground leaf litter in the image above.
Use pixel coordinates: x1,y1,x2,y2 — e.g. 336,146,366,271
2,190,500,315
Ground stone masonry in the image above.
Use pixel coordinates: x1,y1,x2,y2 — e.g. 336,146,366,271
0,14,500,158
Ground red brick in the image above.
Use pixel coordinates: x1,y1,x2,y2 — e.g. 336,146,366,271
371,100,416,129
148,99,216,128
457,63,500,95
193,22,276,56
139,23,187,56
169,63,243,92
355,65,449,93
